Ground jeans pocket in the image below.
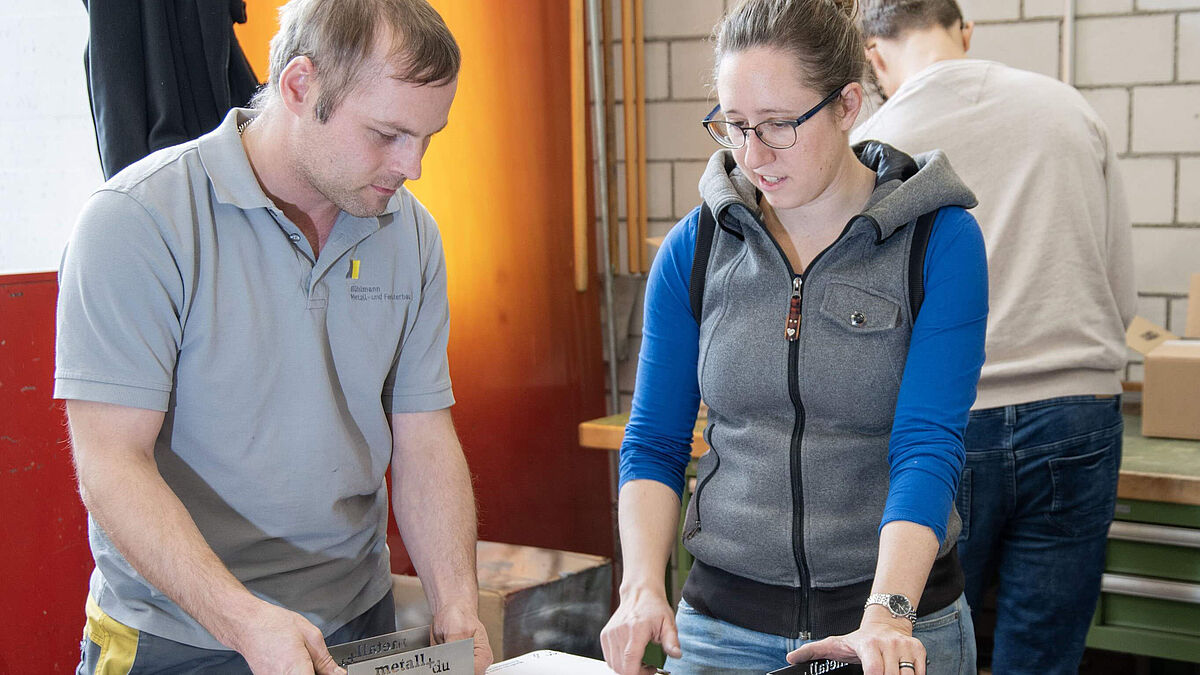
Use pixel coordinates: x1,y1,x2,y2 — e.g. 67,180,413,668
954,467,972,543
914,608,959,632
1048,438,1119,538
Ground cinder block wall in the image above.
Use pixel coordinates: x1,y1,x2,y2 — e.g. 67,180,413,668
610,0,1200,407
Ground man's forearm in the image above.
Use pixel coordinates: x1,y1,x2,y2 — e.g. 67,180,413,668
391,410,480,613
69,401,262,650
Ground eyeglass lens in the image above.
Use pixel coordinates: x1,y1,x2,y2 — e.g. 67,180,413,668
707,120,797,149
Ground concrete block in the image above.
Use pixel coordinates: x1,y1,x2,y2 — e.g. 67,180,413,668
1131,227,1200,293
1075,15,1175,85
960,0,1020,21
1024,0,1132,16
672,160,709,218
612,41,670,102
1170,296,1192,335
645,0,725,40
968,21,1060,79
1179,158,1200,222
615,160,673,221
1080,87,1130,154
671,39,717,101
1138,295,1170,329
1118,157,1176,224
1137,0,1200,9
1132,85,1200,153
1128,361,1144,383
1180,12,1200,82
646,100,717,160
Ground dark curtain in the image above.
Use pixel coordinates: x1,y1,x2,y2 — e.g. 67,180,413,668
83,0,261,179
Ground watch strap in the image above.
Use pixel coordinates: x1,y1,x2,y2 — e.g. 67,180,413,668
864,593,917,626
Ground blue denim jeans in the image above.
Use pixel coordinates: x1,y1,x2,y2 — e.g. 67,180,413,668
957,395,1122,675
77,590,397,674
664,594,975,675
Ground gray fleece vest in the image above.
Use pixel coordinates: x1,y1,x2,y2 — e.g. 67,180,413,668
682,144,975,590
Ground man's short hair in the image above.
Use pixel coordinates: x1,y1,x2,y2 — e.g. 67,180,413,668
859,0,964,40
253,0,460,122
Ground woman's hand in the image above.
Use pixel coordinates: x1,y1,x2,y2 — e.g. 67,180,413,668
600,584,682,675
785,608,926,675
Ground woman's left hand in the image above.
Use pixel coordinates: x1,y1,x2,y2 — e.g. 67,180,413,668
784,611,926,675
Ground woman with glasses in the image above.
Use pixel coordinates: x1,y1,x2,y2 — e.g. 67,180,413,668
599,1,987,674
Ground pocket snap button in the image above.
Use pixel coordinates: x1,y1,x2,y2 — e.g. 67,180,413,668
849,311,866,327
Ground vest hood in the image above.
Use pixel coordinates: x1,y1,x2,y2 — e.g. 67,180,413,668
697,141,977,241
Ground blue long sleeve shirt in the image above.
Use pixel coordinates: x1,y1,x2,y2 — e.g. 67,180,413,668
618,205,988,544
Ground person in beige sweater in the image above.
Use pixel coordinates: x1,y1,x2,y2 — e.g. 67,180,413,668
851,2,1136,673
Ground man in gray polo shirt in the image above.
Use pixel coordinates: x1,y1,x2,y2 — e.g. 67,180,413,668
55,1,493,673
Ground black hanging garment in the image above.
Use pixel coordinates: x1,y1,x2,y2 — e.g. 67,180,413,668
83,0,260,179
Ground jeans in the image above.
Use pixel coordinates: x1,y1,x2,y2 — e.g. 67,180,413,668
77,590,397,674
957,395,1122,675
664,594,975,675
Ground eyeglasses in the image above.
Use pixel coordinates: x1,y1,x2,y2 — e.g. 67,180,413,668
701,85,847,150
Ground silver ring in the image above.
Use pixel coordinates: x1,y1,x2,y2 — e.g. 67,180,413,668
899,662,916,671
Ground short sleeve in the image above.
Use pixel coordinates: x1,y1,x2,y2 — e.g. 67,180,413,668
382,211,454,413
54,189,186,412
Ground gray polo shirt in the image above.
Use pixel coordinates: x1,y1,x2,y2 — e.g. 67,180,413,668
55,108,454,649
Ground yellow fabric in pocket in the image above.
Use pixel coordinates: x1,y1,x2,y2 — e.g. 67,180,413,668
84,595,139,675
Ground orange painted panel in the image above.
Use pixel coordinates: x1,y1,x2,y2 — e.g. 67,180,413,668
412,0,610,558
233,0,282,81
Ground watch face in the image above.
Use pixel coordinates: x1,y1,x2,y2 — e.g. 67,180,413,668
888,595,913,615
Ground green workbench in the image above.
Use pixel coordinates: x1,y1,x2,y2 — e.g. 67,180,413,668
1087,415,1200,662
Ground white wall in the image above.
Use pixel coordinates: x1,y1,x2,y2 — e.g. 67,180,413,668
0,1,104,275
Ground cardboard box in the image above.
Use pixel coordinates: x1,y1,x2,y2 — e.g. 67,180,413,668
1128,315,1200,440
1141,340,1200,440
392,542,612,662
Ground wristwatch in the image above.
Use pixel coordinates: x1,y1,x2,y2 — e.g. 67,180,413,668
864,593,916,626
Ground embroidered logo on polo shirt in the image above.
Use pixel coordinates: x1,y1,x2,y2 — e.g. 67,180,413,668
349,285,412,302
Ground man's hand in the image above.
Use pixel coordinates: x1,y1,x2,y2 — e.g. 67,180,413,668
785,611,926,675
227,601,346,675
431,602,493,675
600,585,681,675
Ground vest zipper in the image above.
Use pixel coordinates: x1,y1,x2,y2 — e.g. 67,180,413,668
785,274,812,641
786,276,802,340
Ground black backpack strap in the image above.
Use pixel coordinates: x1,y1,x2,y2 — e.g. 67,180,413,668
907,207,939,322
690,203,718,323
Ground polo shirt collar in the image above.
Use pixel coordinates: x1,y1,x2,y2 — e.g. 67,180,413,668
196,108,404,218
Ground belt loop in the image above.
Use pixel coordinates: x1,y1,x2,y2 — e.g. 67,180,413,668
1005,405,1016,426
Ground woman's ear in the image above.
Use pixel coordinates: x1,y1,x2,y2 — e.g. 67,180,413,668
835,82,866,131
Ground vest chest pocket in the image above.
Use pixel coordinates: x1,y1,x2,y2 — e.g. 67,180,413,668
807,281,908,427
818,282,902,334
